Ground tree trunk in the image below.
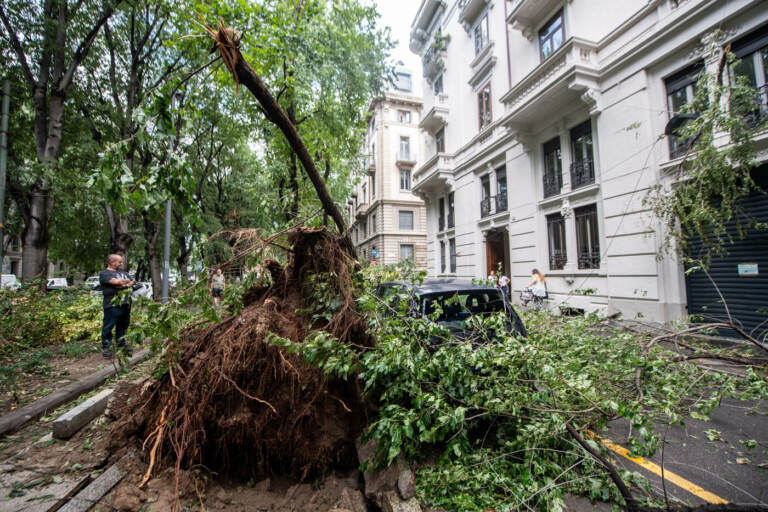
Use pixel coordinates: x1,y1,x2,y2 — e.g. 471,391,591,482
21,184,54,281
143,213,162,302
288,151,299,221
106,205,133,269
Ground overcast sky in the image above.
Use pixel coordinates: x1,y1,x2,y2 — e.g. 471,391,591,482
372,0,423,91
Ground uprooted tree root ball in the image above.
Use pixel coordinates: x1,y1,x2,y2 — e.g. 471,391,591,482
109,227,373,485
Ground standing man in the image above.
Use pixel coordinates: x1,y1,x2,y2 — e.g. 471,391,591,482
210,268,226,306
498,272,510,301
99,254,135,358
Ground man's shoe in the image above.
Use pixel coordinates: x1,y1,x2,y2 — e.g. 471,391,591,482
102,350,113,358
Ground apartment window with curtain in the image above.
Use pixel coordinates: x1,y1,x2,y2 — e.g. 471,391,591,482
542,137,563,198
478,83,492,130
539,10,565,61
398,110,411,124
473,14,489,56
399,136,411,160
438,197,446,231
480,174,491,218
400,169,411,191
449,238,457,273
399,210,414,230
547,213,567,270
570,120,595,189
399,244,414,262
731,26,768,127
575,204,600,269
435,128,445,153
665,61,704,158
440,241,446,272
448,192,455,228
496,166,507,213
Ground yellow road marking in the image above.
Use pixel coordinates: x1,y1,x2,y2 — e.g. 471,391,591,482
589,432,728,504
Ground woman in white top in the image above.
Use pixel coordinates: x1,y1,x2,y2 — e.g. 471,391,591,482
526,268,547,307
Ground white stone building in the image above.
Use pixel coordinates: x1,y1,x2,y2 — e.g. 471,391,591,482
348,71,428,268
409,0,768,329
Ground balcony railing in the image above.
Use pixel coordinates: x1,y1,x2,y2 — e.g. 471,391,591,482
480,194,508,218
570,159,595,189
577,249,600,270
543,170,562,198
396,151,417,165
549,249,567,270
447,210,455,229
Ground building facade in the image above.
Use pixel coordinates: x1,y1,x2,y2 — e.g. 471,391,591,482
410,0,768,326
349,77,428,268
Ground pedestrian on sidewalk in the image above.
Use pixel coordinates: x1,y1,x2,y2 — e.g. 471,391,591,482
526,268,547,308
498,272,510,300
210,268,226,305
99,254,135,358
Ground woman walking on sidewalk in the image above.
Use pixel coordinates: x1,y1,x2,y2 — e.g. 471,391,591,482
525,268,547,308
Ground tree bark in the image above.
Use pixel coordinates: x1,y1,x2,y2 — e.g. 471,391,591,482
210,27,355,259
105,205,133,269
143,213,162,302
20,184,54,280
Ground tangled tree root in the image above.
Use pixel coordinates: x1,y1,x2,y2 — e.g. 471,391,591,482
110,227,373,485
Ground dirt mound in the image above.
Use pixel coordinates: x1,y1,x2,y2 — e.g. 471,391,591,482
110,227,373,485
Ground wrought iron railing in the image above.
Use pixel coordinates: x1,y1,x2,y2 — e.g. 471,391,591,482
549,249,567,270
543,170,562,198
447,210,455,229
570,159,595,189
577,249,600,270
480,194,508,218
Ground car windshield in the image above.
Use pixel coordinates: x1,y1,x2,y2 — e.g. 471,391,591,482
422,291,505,331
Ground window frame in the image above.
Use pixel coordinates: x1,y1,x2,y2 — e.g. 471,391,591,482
664,61,704,159
449,238,457,273
398,110,411,124
435,127,445,153
440,241,446,273
542,137,563,198
399,136,411,161
398,210,415,230
371,213,377,234
546,212,567,271
399,244,415,262
448,192,455,228
400,169,412,191
574,204,600,269
477,82,492,131
539,9,565,61
438,197,446,232
395,72,412,92
433,73,444,95
473,14,489,56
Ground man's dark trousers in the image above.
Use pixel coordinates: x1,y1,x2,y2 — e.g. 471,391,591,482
102,304,131,352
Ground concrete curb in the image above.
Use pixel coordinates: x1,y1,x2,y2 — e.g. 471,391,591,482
52,388,114,439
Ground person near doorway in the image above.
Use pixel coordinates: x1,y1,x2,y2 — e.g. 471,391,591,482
210,268,226,305
525,269,547,308
99,254,135,358
487,269,497,287
498,272,510,300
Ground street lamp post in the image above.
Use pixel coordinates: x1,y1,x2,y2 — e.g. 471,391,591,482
162,91,183,304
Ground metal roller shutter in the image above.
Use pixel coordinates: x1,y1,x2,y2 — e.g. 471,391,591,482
685,167,768,341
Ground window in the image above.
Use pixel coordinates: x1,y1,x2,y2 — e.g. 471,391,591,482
400,169,411,191
449,238,457,273
435,128,445,153
575,204,600,269
433,74,444,95
399,136,411,161
400,244,414,262
438,197,446,231
440,241,446,272
480,174,491,218
478,83,492,130
665,61,704,158
395,72,412,92
371,173,376,198
362,183,367,203
547,213,567,270
399,210,414,230
361,220,367,240
448,192,455,228
539,10,565,61
398,110,411,124
473,14,489,56
496,166,507,213
731,26,768,127
371,213,377,233
543,137,563,198
570,120,595,189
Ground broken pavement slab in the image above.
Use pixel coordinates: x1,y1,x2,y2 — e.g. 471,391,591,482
58,461,127,512
53,388,114,439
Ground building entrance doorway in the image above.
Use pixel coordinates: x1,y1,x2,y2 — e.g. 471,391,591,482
485,228,509,278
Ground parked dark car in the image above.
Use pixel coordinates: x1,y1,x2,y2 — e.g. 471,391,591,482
375,279,526,346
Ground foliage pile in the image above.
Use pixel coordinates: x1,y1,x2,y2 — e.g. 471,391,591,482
285,269,768,511
110,227,373,483
0,286,103,359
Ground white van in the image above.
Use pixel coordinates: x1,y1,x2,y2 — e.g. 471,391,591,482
1,274,21,290
46,277,69,291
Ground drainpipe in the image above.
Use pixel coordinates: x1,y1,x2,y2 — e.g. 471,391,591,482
503,0,512,90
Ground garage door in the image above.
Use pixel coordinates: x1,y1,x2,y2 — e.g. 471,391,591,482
685,167,768,342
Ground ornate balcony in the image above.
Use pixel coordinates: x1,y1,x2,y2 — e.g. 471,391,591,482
506,0,565,40
543,170,562,198
413,153,453,197
395,151,417,168
420,93,449,134
480,194,508,218
570,159,595,189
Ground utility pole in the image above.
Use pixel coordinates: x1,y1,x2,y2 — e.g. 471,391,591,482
0,81,10,273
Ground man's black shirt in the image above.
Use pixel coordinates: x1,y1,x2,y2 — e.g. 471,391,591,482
99,269,132,308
